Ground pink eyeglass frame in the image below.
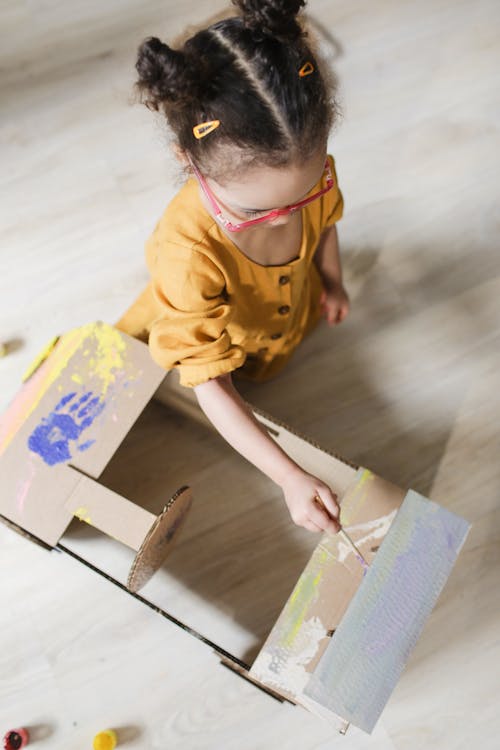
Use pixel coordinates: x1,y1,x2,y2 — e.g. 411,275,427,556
188,156,334,232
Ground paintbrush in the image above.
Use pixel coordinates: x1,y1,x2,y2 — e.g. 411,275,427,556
338,527,369,571
314,495,369,571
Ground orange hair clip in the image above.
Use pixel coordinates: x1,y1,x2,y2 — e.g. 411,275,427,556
299,61,315,77
192,120,221,139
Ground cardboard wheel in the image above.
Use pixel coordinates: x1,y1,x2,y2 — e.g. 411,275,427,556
127,486,192,593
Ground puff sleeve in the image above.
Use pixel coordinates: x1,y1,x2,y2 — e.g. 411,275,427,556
147,244,246,387
323,154,344,227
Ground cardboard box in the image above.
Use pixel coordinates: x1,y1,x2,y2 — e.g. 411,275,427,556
0,322,470,734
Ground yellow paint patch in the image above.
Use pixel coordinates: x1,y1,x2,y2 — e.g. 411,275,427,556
87,324,128,396
281,547,329,649
341,469,373,525
21,335,60,382
74,506,92,524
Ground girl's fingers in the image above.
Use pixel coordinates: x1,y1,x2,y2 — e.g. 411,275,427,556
334,302,349,325
310,497,340,533
301,519,323,533
314,490,340,520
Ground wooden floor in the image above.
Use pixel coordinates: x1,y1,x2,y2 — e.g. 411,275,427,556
1,0,499,747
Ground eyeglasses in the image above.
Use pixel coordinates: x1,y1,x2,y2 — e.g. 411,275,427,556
188,156,334,233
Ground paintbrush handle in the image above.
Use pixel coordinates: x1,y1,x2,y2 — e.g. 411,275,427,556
339,528,368,566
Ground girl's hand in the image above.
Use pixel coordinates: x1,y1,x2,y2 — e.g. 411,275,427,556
280,468,342,534
319,282,350,326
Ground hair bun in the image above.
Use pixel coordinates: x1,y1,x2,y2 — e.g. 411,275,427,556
232,0,306,43
135,36,198,109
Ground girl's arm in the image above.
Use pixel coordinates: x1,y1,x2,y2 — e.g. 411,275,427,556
193,373,341,534
313,224,350,325
314,223,343,286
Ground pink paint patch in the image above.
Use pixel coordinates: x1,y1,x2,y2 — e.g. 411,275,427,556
16,458,36,514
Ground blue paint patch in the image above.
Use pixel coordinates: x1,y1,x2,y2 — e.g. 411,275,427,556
303,491,470,733
28,391,105,466
77,439,96,452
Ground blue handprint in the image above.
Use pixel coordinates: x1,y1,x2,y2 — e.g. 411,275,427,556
28,390,105,466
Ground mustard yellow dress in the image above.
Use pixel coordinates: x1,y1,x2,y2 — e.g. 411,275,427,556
115,153,344,387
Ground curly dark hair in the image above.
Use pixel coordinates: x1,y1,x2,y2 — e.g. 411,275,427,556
133,0,340,182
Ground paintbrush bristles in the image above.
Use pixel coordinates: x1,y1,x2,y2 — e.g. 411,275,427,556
339,528,369,567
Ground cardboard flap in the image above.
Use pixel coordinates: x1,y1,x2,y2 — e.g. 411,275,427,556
0,322,165,545
252,406,358,498
249,469,406,714
303,490,471,733
64,473,156,550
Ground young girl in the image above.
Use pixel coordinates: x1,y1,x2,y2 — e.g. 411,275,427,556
116,0,350,536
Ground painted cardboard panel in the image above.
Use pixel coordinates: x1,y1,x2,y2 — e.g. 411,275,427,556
249,469,405,709
303,490,471,732
0,460,80,547
0,322,165,544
